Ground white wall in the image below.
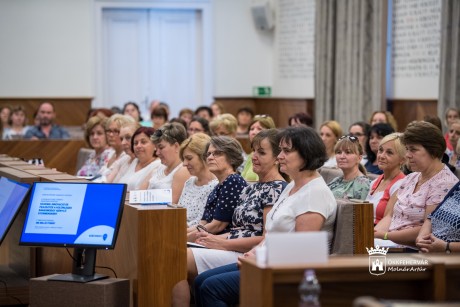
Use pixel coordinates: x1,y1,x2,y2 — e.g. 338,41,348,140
0,0,274,100
0,0,94,97
213,0,274,97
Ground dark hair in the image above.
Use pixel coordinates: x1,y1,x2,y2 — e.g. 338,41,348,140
423,115,443,131
366,123,394,164
349,121,371,136
123,101,143,121
8,106,27,126
278,126,327,171
251,128,280,156
151,122,188,146
402,121,446,159
151,106,169,121
195,106,213,118
288,112,313,127
190,116,211,135
205,136,244,172
169,117,187,130
131,126,155,153
237,107,255,117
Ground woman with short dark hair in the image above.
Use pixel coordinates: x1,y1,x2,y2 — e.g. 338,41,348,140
374,121,459,247
365,123,394,174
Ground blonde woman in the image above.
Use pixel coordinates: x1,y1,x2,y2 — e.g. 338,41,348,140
179,133,218,227
209,113,238,137
319,120,343,168
366,133,406,225
327,135,371,200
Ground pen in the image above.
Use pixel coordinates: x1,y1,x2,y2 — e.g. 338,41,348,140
196,225,210,233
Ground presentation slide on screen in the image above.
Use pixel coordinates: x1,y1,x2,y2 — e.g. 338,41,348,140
0,177,29,240
24,184,87,235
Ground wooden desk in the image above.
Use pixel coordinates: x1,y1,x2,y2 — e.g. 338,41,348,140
0,167,40,183
0,140,87,174
39,173,88,182
240,255,460,307
36,204,187,307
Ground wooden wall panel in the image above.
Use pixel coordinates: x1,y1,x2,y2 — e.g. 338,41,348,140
0,97,92,126
215,98,313,128
388,99,438,132
0,140,87,175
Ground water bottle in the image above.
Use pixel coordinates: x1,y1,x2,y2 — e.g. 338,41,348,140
298,269,321,307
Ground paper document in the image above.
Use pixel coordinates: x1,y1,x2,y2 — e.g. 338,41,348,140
129,189,172,205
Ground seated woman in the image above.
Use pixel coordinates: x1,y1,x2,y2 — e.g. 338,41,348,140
106,121,140,183
369,110,398,131
151,106,168,130
443,107,460,152
178,133,218,227
374,121,459,247
173,129,287,306
365,123,394,175
3,106,29,139
143,123,190,204
366,133,406,224
348,121,371,165
98,114,136,181
191,126,337,307
187,116,210,136
319,120,343,167
209,113,238,137
240,115,276,182
446,119,460,167
187,136,247,241
235,107,254,136
76,116,113,178
416,181,460,253
118,127,161,191
327,135,371,200
122,101,143,122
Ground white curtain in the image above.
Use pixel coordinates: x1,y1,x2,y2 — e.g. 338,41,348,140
438,0,460,129
315,0,387,130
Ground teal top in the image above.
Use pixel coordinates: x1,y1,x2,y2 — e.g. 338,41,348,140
327,175,371,200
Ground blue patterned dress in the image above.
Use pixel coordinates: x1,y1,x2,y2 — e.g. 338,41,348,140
428,181,460,242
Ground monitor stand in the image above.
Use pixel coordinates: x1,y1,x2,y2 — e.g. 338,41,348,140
48,248,108,283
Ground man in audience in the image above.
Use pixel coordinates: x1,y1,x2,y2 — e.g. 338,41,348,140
24,102,70,139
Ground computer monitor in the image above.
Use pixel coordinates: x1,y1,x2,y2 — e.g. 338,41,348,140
0,177,31,245
20,182,127,282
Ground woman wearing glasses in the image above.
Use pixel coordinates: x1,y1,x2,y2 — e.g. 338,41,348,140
186,136,247,241
187,116,210,136
118,127,160,191
327,135,371,200
98,114,136,179
366,133,406,225
240,115,276,181
106,121,140,183
76,116,113,178
190,126,337,307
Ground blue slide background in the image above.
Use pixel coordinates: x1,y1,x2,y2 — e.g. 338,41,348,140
20,183,125,247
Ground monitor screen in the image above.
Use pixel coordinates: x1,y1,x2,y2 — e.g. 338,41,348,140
20,182,126,249
0,177,31,245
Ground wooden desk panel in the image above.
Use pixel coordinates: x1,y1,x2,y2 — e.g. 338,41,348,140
0,167,40,183
0,140,86,175
36,205,187,307
240,255,459,307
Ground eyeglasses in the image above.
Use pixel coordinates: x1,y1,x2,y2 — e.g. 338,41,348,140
105,129,120,135
154,129,164,137
339,135,359,142
255,114,269,118
205,150,224,158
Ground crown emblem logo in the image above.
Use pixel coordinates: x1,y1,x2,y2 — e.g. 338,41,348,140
366,245,389,256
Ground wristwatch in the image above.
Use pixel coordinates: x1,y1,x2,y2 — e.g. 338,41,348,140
446,242,451,254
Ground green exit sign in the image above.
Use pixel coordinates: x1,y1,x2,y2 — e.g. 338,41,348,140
253,86,272,97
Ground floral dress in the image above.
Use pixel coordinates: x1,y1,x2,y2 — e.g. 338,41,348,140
76,148,113,177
